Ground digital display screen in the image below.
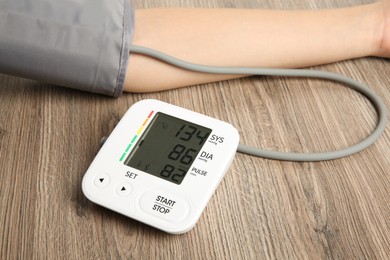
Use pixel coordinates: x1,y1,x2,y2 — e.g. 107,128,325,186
124,112,211,184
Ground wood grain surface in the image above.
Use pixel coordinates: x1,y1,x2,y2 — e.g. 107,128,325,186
1,0,389,259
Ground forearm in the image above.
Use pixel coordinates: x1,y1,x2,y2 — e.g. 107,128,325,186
124,3,384,92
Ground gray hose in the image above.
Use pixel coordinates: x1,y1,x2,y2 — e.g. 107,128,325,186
129,45,388,161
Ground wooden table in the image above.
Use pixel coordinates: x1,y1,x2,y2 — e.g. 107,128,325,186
1,0,389,258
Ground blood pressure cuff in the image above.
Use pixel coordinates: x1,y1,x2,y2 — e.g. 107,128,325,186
0,0,134,96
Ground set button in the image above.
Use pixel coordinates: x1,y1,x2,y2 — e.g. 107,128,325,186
93,174,133,197
93,174,132,198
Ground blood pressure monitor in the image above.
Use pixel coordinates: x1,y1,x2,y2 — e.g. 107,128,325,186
82,99,239,234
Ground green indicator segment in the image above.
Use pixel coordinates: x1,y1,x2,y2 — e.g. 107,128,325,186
119,153,127,162
125,135,138,152
120,135,137,162
131,135,138,144
125,144,132,152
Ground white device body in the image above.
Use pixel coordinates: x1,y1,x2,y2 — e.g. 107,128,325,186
82,99,239,234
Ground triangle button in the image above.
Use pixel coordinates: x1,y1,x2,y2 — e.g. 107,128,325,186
117,183,132,197
94,174,109,188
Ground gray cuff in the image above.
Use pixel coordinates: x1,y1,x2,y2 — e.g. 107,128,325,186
0,0,134,97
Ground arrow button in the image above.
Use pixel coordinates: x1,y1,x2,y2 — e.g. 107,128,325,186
94,174,110,188
116,182,132,197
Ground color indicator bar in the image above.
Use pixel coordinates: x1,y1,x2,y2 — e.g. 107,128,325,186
119,110,154,162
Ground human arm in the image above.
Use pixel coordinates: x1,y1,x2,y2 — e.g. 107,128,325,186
124,1,388,92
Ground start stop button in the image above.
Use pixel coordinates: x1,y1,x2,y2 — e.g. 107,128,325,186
139,190,190,222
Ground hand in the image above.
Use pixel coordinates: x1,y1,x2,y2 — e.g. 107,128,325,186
376,0,390,57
